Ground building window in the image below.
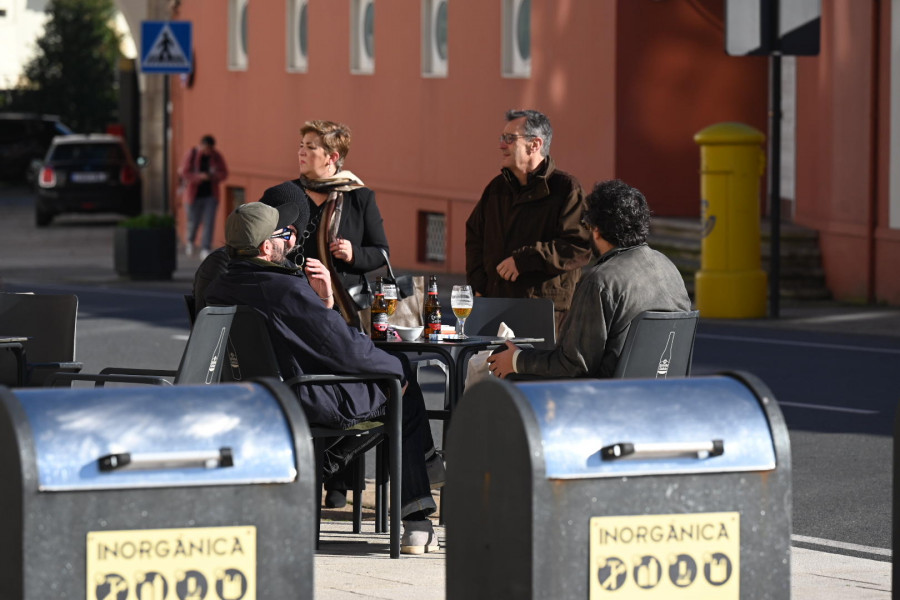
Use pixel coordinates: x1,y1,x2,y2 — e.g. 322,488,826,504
422,0,448,77
287,0,308,72
229,0,249,70
350,0,375,74
419,212,446,262
501,0,530,78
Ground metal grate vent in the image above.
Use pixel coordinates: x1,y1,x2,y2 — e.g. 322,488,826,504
421,212,446,262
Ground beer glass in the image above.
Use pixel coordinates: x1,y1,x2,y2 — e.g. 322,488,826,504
451,285,474,338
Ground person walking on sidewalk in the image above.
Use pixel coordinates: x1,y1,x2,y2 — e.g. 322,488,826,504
180,134,229,258
465,109,592,330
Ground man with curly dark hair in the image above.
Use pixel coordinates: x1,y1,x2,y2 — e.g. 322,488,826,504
487,179,691,379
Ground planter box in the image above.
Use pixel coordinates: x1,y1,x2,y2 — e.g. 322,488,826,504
114,227,177,280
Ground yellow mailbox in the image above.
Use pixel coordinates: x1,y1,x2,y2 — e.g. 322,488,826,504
693,122,768,318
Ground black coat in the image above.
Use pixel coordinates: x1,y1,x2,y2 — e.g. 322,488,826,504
206,258,404,428
295,183,390,291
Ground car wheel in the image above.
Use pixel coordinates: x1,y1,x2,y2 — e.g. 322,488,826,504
35,207,54,227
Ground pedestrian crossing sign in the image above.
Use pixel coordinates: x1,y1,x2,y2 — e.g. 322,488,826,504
141,21,192,74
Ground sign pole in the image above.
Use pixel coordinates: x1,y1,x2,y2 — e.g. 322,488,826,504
769,53,782,318
140,20,192,217
163,74,170,215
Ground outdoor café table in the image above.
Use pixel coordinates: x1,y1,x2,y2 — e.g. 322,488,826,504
0,336,28,387
374,335,546,420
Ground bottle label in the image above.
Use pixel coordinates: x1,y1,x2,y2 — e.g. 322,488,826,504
426,309,442,334
373,313,389,332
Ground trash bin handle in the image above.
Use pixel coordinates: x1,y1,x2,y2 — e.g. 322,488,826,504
98,447,234,472
600,440,724,460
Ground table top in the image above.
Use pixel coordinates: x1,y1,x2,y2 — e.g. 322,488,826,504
376,336,543,347
0,336,28,344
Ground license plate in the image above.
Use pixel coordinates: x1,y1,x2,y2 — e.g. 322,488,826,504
71,171,108,183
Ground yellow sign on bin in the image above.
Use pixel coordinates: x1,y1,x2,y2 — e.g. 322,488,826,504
589,512,739,599
86,525,256,600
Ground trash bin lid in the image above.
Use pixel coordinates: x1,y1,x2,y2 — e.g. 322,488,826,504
518,376,777,479
15,384,298,491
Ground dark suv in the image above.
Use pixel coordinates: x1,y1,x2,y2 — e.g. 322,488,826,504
0,113,73,181
35,134,142,226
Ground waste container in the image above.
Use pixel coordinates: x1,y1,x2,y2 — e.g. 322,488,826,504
0,379,315,600
446,372,791,600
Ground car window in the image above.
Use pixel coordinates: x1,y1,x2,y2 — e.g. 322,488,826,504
50,143,125,162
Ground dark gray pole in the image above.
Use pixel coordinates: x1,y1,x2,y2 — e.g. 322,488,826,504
163,74,170,215
767,2,782,318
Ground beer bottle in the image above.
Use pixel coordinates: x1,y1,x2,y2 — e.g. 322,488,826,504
424,275,442,336
370,276,389,341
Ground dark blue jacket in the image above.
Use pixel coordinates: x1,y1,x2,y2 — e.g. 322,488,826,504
206,258,404,428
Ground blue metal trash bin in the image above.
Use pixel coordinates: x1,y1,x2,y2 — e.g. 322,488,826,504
0,379,315,600
446,372,791,600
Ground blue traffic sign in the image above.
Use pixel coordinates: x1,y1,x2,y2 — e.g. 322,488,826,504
141,21,193,74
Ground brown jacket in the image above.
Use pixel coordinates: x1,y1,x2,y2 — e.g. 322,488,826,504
465,157,592,321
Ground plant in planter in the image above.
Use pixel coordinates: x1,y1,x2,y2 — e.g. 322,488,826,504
113,213,177,280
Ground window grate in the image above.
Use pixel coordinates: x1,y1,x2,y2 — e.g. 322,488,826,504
420,212,445,262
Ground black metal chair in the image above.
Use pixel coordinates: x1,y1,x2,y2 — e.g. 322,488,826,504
463,296,557,350
222,306,403,558
47,305,243,387
613,310,701,379
0,292,83,387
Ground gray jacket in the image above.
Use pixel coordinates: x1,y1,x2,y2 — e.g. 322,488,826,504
517,244,692,378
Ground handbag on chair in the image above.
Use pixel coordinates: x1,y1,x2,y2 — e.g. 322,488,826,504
352,249,424,332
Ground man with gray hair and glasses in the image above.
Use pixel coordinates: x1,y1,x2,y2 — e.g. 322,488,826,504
466,109,592,330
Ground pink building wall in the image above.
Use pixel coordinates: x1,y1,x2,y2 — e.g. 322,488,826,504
170,0,899,305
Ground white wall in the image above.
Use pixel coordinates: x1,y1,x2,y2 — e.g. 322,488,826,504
0,0,50,89
0,0,137,91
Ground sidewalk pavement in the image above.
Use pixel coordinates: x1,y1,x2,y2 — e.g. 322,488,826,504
317,483,890,600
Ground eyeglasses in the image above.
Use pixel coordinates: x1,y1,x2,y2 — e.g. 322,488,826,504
499,133,535,145
269,228,292,241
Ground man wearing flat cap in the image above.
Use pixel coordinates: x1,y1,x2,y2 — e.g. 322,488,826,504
192,181,311,313
207,198,444,554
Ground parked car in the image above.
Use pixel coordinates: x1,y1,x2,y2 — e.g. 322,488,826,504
0,112,72,181
35,134,142,227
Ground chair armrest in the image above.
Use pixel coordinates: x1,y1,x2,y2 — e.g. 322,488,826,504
28,361,83,372
284,372,401,386
99,367,178,378
283,372,403,447
47,372,174,388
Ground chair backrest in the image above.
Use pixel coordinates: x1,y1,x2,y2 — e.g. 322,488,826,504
173,305,241,384
462,297,556,350
184,294,197,326
0,292,79,386
220,306,283,382
613,310,700,379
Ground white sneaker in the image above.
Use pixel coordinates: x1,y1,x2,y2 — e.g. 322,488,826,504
199,248,210,259
401,520,440,554
185,242,194,256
